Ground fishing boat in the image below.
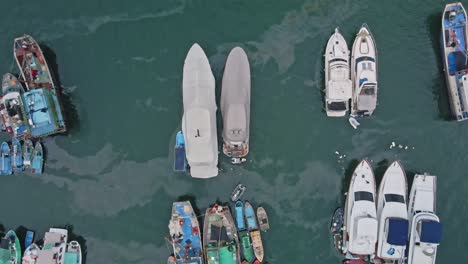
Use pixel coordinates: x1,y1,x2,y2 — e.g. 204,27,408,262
11,138,23,172
324,28,352,117
342,160,377,259
39,228,68,264
0,142,12,175
250,230,264,263
31,142,43,175
181,43,218,178
65,241,82,264
167,256,176,264
0,73,26,136
174,131,187,172
21,243,39,264
441,3,468,121
24,230,34,249
203,203,240,264
244,201,258,231
407,174,442,264
235,201,254,263
231,183,246,202
235,201,246,231
375,161,408,261
256,207,269,232
221,47,251,161
350,24,378,117
0,230,21,264
14,35,66,137
168,201,203,264
22,139,33,169
330,207,344,253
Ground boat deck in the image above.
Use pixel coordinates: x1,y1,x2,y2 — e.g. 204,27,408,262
171,203,202,263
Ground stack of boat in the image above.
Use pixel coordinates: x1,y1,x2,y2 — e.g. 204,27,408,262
332,160,442,263
324,25,378,126
167,200,270,264
0,137,43,175
0,227,82,264
174,43,251,177
0,35,66,138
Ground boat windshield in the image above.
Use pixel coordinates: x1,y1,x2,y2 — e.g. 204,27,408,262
354,191,374,202
327,101,347,111
384,194,405,203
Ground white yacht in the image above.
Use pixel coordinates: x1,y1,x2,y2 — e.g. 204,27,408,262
182,43,218,178
376,161,409,261
342,160,378,258
221,47,250,160
407,174,442,264
441,3,468,121
351,24,378,117
324,28,352,117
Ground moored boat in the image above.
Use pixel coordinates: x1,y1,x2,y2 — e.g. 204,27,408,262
250,230,264,263
441,3,468,121
221,47,251,161
168,201,203,264
40,228,68,264
182,43,218,178
231,183,246,202
239,231,255,263
0,73,26,136
342,160,377,258
324,28,352,117
376,161,408,261
407,174,442,264
22,139,33,169
31,142,43,175
0,230,21,264
203,203,240,264
21,243,39,264
167,256,176,264
11,138,23,172
330,207,344,253
24,230,34,249
244,201,258,231
0,142,12,175
174,131,187,172
235,201,246,231
14,35,66,137
351,24,378,117
65,241,82,264
256,206,269,232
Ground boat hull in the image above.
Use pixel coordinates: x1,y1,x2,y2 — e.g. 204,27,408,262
250,230,264,262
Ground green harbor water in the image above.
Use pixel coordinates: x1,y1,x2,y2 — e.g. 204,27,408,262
0,0,465,263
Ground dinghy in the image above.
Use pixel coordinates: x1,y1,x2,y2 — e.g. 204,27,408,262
31,142,43,175
351,24,378,117
23,139,33,169
221,47,251,160
0,141,12,175
24,230,34,249
324,28,352,117
11,137,23,172
181,44,218,178
231,183,246,202
376,161,408,261
173,131,187,172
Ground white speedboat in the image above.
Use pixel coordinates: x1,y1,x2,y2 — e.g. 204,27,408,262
342,160,378,258
182,43,218,178
351,24,378,117
441,3,468,121
221,47,250,160
324,28,352,117
407,174,442,264
376,161,408,261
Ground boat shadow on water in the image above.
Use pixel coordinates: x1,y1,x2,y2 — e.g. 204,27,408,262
426,13,452,121
39,43,81,135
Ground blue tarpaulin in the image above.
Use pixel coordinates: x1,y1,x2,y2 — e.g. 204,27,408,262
387,218,409,246
420,220,443,244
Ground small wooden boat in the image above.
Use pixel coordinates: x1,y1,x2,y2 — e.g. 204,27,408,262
173,131,187,172
24,230,35,249
330,207,344,233
244,201,258,231
23,139,33,169
65,241,82,264
21,243,40,264
3,230,21,264
231,183,246,202
11,137,23,172
31,141,43,175
250,230,264,262
0,141,12,175
239,230,255,263
167,256,176,264
256,206,270,232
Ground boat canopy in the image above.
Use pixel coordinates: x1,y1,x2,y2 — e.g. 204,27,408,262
219,246,236,264
448,51,468,75
224,104,247,142
235,202,245,230
184,108,214,164
65,253,78,264
352,217,377,253
420,220,442,244
386,218,409,246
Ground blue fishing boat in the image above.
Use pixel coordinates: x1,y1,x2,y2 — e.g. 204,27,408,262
168,201,203,264
31,142,43,175
174,131,187,172
235,200,246,231
24,230,34,249
11,138,23,172
244,201,259,231
0,142,12,175
22,139,33,169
